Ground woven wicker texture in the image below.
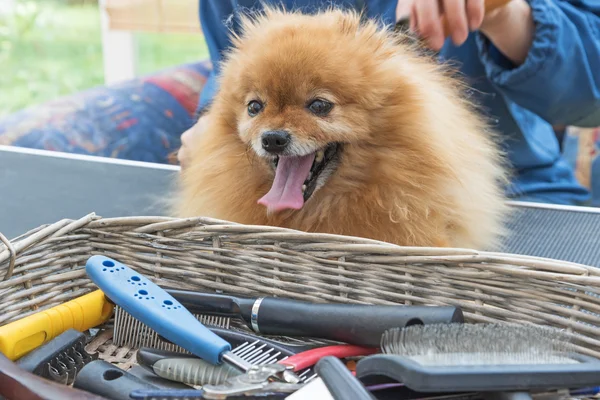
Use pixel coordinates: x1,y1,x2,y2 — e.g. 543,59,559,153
2,213,600,362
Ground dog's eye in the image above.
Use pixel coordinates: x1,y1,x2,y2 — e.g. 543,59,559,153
247,100,263,117
307,99,333,116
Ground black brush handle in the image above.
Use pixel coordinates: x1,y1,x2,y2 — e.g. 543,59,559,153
73,360,158,400
315,356,376,400
165,289,254,317
251,298,464,347
164,289,463,347
0,353,107,400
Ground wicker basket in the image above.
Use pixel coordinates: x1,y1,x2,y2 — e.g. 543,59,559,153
2,212,600,371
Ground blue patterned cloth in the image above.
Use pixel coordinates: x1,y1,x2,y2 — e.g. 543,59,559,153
0,61,211,164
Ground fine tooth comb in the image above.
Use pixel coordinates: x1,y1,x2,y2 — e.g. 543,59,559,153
112,304,231,351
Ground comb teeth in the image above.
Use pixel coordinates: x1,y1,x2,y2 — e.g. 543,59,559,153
16,329,98,385
381,323,577,366
46,344,97,385
112,306,231,351
232,341,315,382
233,340,285,365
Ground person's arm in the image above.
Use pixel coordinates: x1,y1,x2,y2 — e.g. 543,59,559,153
181,1,236,168
197,0,238,112
476,0,600,127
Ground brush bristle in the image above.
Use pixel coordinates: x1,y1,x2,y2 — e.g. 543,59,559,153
381,323,579,366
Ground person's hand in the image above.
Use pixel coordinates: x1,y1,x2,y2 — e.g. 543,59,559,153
396,0,533,65
403,0,489,50
178,114,209,171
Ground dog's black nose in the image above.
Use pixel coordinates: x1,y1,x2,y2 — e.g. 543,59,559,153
261,131,291,154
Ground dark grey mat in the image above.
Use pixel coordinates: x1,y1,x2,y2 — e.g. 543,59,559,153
501,204,600,267
1,148,599,267
0,149,176,239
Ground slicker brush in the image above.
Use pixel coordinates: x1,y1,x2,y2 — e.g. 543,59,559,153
355,323,600,397
381,323,577,366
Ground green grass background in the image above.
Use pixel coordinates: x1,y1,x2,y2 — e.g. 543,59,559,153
0,0,209,117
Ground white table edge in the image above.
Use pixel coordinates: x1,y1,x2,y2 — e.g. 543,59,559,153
2,145,598,214
0,145,180,171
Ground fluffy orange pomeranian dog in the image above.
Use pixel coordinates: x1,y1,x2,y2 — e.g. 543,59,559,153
174,6,510,250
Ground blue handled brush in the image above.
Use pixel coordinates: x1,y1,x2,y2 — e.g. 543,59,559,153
85,255,250,371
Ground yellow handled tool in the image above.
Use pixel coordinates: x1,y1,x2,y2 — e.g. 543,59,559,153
0,290,113,360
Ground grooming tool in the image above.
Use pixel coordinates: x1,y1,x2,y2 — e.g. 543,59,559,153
201,363,305,399
130,366,304,400
210,327,319,361
129,387,295,400
234,343,375,385
131,345,374,398
112,297,231,350
355,323,600,395
120,320,321,360
85,255,299,384
0,352,107,400
72,360,158,400
137,347,243,387
277,344,377,374
234,296,462,348
127,365,194,390
15,328,97,385
0,289,113,360
187,345,375,399
114,289,463,349
136,327,318,387
137,342,374,388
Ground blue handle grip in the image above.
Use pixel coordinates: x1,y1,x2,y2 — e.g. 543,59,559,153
85,255,230,365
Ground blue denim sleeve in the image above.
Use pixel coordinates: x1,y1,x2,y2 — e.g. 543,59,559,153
475,0,600,127
197,0,237,112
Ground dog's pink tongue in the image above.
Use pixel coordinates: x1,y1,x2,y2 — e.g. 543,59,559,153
258,154,315,212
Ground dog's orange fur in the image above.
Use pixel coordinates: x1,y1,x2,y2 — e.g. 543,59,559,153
175,7,510,250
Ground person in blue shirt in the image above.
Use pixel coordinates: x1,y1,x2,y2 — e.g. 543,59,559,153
178,0,600,207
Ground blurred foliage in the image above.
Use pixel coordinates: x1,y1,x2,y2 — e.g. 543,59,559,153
0,0,208,117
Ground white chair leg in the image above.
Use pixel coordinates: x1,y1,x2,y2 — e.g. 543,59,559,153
99,0,138,85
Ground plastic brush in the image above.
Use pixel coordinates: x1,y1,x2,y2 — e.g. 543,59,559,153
355,323,600,398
